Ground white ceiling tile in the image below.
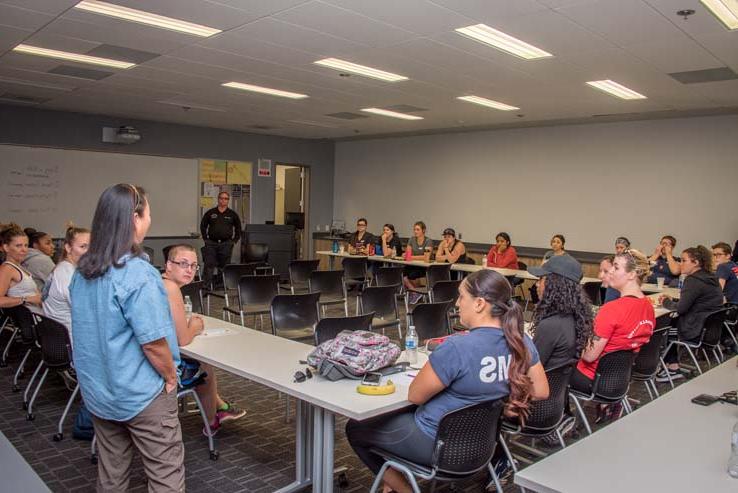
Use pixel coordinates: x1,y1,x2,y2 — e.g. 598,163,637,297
273,1,419,48
0,66,86,90
623,36,725,73
206,0,312,17
429,0,549,22
0,0,77,16
645,0,731,36
21,31,102,53
0,4,56,31
693,32,738,72
198,33,317,66
0,25,33,54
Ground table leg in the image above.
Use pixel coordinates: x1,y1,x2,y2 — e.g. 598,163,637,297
274,400,313,493
329,256,335,270
321,410,335,493
312,406,325,491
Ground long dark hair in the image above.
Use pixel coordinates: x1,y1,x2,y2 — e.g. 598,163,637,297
531,273,593,357
683,245,712,272
24,228,49,249
78,184,147,279
463,270,532,420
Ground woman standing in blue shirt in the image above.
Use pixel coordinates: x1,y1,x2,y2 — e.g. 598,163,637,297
346,270,548,493
71,184,183,492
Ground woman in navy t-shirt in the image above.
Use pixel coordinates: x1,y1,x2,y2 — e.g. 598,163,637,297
346,270,548,493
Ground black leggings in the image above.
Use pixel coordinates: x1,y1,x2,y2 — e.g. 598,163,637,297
345,407,435,475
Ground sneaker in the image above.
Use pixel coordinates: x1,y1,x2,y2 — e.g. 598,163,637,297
216,401,246,423
203,417,220,437
655,368,685,383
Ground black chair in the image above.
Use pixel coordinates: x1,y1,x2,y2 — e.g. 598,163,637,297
314,313,374,346
632,318,673,397
569,350,636,435
722,303,737,349
375,266,408,312
207,263,258,313
288,259,320,294
582,281,603,306
663,308,728,374
407,264,452,303
142,246,155,264
429,280,461,304
500,363,574,467
510,261,527,303
357,285,402,339
270,293,320,339
407,301,452,342
309,270,348,317
342,257,370,291
0,308,12,367
5,305,37,392
24,314,78,441
181,280,206,315
223,274,280,329
369,399,506,493
242,243,274,275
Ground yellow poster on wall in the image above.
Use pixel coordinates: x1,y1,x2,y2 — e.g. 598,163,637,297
200,196,215,208
226,161,252,184
200,159,226,183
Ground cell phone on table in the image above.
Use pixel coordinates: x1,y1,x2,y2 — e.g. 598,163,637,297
691,394,719,406
361,372,383,386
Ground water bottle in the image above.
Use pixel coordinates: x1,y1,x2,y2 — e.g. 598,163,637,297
729,421,738,478
375,243,382,256
678,274,686,289
405,325,418,365
332,239,339,253
183,295,193,322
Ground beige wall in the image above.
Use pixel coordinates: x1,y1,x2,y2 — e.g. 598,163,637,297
334,115,738,253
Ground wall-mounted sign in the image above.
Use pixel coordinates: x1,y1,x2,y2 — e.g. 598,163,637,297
258,158,272,177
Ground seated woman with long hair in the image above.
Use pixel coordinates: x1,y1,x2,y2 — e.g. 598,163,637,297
346,270,548,493
0,223,43,314
484,232,519,269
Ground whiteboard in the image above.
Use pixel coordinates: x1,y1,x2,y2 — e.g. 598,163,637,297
0,145,198,237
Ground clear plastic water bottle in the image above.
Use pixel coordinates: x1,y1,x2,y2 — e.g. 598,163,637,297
332,239,339,253
729,421,738,478
405,325,418,365
183,295,193,322
678,274,686,289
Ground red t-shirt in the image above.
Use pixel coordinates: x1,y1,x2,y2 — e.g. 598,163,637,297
486,246,519,269
577,296,655,379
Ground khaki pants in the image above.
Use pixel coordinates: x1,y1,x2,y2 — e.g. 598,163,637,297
92,388,185,493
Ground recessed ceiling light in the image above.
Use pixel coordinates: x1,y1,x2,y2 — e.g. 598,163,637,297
700,0,738,30
222,81,308,99
455,24,553,60
12,44,134,69
313,58,408,82
360,108,424,120
74,0,222,37
457,95,519,111
586,80,647,100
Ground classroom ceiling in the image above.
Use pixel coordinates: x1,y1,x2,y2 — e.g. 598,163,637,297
1,0,737,140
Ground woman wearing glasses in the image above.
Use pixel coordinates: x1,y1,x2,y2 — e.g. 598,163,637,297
347,218,375,255
71,184,184,491
162,244,246,435
712,242,738,304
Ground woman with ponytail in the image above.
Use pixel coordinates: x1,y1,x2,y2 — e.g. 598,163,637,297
346,270,548,493
657,245,723,382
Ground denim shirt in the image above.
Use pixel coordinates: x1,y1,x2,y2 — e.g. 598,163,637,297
70,255,180,421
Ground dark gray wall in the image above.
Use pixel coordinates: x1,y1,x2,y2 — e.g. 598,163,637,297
0,104,334,248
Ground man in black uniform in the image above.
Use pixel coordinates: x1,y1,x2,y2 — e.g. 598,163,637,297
200,191,242,287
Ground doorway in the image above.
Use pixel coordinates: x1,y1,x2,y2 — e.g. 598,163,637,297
274,164,309,258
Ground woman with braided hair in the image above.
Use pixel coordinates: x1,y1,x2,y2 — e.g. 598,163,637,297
346,269,548,493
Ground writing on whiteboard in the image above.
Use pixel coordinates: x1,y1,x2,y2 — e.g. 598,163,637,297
3,165,60,215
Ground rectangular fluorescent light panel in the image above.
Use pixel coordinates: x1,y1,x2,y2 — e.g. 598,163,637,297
12,44,134,69
586,80,647,100
313,58,408,82
360,108,423,120
700,0,738,29
457,95,519,111
75,1,222,37
222,82,308,99
455,24,553,60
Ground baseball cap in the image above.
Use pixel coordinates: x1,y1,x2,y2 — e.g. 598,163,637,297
442,228,456,237
528,254,583,283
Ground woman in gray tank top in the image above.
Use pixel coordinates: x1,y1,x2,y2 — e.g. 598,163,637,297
0,224,43,314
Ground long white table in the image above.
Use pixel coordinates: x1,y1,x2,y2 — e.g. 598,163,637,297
181,317,424,493
0,430,50,492
316,250,602,284
514,357,738,493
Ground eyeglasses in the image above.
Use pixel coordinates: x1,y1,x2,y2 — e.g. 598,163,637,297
168,259,199,271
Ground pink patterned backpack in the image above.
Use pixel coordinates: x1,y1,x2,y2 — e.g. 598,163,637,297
307,330,401,380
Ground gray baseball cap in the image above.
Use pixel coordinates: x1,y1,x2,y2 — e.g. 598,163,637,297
528,254,583,283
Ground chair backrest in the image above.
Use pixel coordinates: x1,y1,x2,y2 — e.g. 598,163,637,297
341,257,368,280
724,303,738,325
433,399,505,475
142,246,155,264
359,285,399,320
523,363,573,432
430,280,461,304
32,313,71,368
237,274,280,307
222,263,258,290
243,243,269,263
409,301,452,341
7,305,36,344
426,264,452,288
701,308,728,347
289,259,320,285
309,270,345,298
375,267,405,293
632,326,669,376
180,280,205,314
314,313,374,346
582,281,603,306
591,350,636,400
270,293,320,335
